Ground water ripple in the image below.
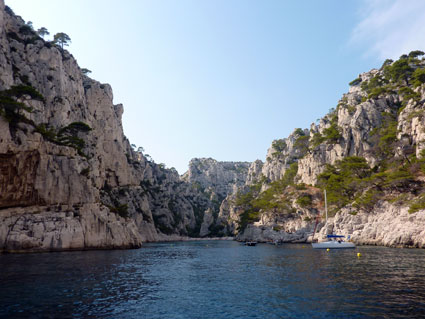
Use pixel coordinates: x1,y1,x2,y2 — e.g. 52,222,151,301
1,242,425,318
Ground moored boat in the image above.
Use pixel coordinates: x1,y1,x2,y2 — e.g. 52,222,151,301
312,235,355,249
311,190,356,250
245,241,257,246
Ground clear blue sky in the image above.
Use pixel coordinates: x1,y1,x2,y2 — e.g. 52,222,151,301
7,0,425,173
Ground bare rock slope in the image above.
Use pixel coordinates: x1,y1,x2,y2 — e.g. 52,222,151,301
0,3,243,252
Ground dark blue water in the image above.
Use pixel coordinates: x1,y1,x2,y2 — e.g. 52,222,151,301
1,241,425,318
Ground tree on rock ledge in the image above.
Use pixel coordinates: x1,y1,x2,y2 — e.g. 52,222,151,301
37,27,49,39
53,32,71,49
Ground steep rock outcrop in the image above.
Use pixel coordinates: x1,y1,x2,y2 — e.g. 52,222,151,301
0,3,217,252
297,80,398,185
316,202,425,248
261,129,309,182
232,54,425,248
182,158,250,236
182,158,250,199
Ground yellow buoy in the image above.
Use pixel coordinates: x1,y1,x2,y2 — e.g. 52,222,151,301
302,245,305,248
357,252,361,257
326,248,330,252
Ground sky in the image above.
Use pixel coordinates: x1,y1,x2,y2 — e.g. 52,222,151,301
6,0,425,173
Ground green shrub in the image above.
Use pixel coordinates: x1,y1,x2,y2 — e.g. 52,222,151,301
349,77,362,86
272,139,286,152
272,151,283,158
408,50,424,59
58,121,92,135
6,85,45,101
383,58,413,84
408,194,425,214
368,86,391,99
310,132,325,148
34,122,92,156
322,116,342,144
381,59,393,69
399,86,421,105
109,204,129,218
294,134,310,154
235,163,299,232
353,189,381,211
19,25,35,36
0,96,32,124
388,193,410,205
294,128,305,136
361,75,388,94
346,105,357,114
368,112,398,158
383,168,414,189
296,194,312,207
317,157,372,208
412,68,425,88
0,85,45,130
35,124,57,141
282,162,298,186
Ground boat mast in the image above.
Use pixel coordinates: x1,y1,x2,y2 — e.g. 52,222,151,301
324,189,328,224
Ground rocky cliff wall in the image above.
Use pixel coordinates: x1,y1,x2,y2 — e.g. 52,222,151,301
0,3,226,252
181,158,251,237
0,3,145,251
3,1,425,251
231,53,425,248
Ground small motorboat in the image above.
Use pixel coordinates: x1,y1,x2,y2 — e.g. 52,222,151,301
245,241,257,246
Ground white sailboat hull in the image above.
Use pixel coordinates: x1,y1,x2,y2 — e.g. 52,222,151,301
312,241,355,249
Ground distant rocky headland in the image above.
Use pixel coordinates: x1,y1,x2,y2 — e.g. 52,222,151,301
1,0,425,252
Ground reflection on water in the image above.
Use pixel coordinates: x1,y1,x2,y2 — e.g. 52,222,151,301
1,242,425,318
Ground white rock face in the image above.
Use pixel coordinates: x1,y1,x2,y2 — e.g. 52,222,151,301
182,158,250,199
236,201,425,248
316,202,425,248
245,160,263,185
0,4,224,252
261,129,308,182
0,204,142,252
182,158,251,236
0,5,147,251
297,96,396,185
233,64,425,248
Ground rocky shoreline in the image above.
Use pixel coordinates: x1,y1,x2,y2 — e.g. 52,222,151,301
236,201,425,249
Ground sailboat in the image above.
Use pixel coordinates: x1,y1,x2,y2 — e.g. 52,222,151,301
311,190,355,249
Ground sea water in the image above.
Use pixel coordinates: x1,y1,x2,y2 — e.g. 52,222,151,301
1,241,425,318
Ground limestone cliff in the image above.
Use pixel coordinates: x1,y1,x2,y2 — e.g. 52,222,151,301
181,158,250,236
182,158,250,200
232,52,425,248
0,3,221,252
